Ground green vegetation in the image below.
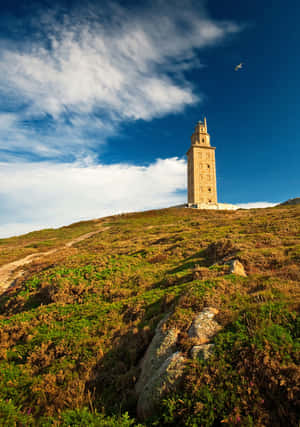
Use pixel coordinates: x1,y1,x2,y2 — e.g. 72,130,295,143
0,205,299,425
0,220,100,267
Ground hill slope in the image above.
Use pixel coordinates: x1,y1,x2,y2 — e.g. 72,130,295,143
0,205,299,426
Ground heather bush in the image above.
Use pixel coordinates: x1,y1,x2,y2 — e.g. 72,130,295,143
0,205,298,425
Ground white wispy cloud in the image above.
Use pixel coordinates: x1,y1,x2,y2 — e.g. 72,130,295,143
0,112,110,160
0,1,244,237
0,0,241,159
0,157,186,238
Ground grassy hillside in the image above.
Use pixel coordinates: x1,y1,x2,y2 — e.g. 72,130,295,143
0,205,299,426
0,220,100,267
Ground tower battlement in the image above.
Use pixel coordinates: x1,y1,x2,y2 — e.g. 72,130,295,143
190,117,214,148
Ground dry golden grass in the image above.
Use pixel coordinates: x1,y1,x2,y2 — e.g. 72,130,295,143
0,204,299,425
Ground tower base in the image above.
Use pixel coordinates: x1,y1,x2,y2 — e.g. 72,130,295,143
187,203,237,211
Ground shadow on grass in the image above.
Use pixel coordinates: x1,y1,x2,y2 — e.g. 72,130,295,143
85,296,173,417
166,248,208,275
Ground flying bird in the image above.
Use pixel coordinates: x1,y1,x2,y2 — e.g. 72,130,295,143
235,62,243,71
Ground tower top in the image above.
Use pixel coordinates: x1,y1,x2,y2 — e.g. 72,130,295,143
195,117,207,133
191,117,211,147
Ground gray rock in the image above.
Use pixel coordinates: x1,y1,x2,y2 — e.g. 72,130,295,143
190,344,215,360
137,351,186,419
135,315,179,395
136,308,222,420
188,307,221,344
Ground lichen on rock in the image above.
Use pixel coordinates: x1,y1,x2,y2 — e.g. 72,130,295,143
135,314,180,396
137,351,186,419
190,343,215,360
136,307,222,420
188,307,221,344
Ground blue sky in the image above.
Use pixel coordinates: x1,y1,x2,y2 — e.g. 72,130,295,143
0,0,299,237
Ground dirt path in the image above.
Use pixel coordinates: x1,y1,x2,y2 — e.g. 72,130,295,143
0,226,108,295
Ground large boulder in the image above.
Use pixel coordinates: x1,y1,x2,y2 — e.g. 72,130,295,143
188,307,221,344
135,315,185,419
135,315,180,396
137,351,186,419
136,307,221,420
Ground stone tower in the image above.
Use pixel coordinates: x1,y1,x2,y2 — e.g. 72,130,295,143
187,118,217,206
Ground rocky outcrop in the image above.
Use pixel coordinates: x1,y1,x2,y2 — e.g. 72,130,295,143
188,307,221,344
188,307,221,363
228,259,247,277
190,343,215,361
135,316,180,396
137,351,186,419
135,315,185,419
136,307,222,420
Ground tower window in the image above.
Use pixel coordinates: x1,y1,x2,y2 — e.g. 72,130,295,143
208,199,212,203
207,164,210,168
208,188,211,192
202,138,205,143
